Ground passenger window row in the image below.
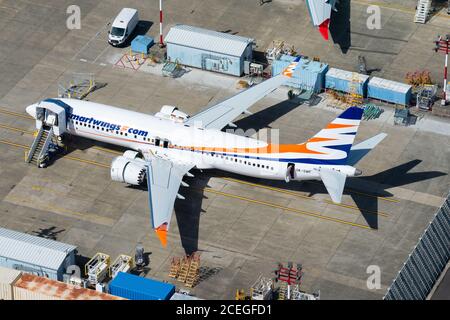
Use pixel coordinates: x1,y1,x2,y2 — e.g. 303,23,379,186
71,119,153,142
70,119,275,171
205,152,274,171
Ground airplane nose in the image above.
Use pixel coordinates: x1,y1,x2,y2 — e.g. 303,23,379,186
26,104,36,118
354,168,362,176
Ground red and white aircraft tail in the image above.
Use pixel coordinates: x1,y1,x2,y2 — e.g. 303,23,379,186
306,0,338,40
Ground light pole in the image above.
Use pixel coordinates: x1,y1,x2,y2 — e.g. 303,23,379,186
159,0,165,47
434,35,450,106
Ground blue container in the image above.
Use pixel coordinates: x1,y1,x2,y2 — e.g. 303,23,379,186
272,57,328,92
131,35,154,54
109,272,175,300
325,68,369,96
367,77,412,105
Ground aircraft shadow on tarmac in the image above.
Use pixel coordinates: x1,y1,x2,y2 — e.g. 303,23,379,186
231,99,303,132
61,99,445,253
172,152,446,252
226,160,443,231
330,0,351,54
109,110,445,252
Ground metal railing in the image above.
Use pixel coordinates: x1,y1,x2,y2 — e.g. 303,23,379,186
384,191,450,300
25,126,46,163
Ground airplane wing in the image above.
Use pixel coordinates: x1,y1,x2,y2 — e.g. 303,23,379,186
183,58,300,130
144,155,194,247
306,0,337,40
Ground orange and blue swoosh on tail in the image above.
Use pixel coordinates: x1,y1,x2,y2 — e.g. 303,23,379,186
294,107,364,165
282,56,301,78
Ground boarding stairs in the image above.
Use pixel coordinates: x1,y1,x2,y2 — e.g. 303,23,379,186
26,126,53,167
414,0,432,23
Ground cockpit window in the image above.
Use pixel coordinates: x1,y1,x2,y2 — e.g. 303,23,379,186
111,27,125,37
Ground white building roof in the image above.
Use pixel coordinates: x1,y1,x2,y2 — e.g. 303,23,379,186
326,68,370,83
369,77,412,94
0,266,22,285
165,24,254,57
0,228,77,271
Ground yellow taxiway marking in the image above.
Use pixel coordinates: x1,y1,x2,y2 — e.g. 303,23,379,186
306,180,400,203
0,139,110,168
0,121,399,208
92,146,121,155
0,137,373,231
203,188,372,230
222,177,392,215
6,195,115,226
0,108,33,120
0,123,34,134
0,122,121,158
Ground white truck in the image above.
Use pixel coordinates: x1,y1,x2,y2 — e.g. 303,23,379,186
108,8,139,47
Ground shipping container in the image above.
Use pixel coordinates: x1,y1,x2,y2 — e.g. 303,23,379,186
165,24,253,76
272,56,329,92
325,68,369,96
109,272,175,300
13,274,124,300
0,266,21,300
368,77,412,105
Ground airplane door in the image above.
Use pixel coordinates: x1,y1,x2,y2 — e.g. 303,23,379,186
285,163,295,182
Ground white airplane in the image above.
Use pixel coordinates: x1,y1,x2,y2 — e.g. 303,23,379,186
26,58,386,246
306,0,338,40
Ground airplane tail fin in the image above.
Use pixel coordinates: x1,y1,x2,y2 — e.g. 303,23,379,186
281,56,301,78
304,106,364,165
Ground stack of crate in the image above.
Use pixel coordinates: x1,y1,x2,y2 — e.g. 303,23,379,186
169,253,201,288
177,257,191,283
185,254,200,288
168,257,181,279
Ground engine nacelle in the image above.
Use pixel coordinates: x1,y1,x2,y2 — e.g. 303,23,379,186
155,105,189,123
111,155,147,186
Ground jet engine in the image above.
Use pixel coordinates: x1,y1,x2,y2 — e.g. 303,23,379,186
155,105,189,123
110,151,147,186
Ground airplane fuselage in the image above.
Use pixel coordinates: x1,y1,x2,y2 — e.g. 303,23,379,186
27,99,359,182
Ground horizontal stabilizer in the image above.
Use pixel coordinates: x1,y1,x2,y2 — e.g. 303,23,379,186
347,133,387,166
320,168,347,203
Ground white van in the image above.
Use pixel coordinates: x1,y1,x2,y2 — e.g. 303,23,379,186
108,8,139,47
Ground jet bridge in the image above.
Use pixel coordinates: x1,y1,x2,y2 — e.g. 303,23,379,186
26,99,70,167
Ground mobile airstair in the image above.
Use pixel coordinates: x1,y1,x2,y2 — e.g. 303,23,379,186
414,0,432,23
26,99,69,167
26,126,54,167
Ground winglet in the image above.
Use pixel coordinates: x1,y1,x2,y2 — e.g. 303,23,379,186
155,224,168,247
318,19,330,40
